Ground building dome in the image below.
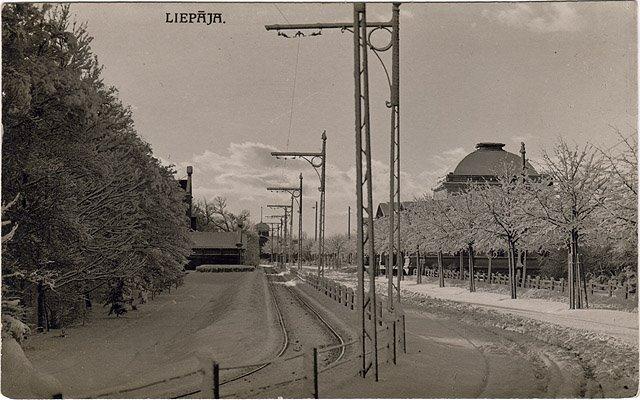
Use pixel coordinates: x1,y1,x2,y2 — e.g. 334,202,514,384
452,143,537,176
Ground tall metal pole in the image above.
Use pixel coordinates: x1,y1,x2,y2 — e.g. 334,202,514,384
348,206,351,239
269,131,326,277
320,131,327,277
279,218,284,265
264,3,405,379
314,201,318,242
391,3,403,306
354,2,378,381
270,224,274,264
283,209,288,267
298,173,303,271
290,196,294,268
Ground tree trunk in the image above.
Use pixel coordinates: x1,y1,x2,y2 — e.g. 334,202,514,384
468,244,476,292
416,250,422,284
521,249,527,288
487,254,492,284
438,251,445,287
459,251,464,280
508,243,517,299
37,282,47,332
570,229,587,309
579,252,589,308
568,243,574,309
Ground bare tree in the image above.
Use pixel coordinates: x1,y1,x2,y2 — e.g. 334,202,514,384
194,196,251,232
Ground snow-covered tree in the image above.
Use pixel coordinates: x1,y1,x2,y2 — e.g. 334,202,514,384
525,140,610,309
593,128,638,257
2,4,192,328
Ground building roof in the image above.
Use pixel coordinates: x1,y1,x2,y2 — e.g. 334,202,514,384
376,201,422,219
452,143,538,176
189,231,245,250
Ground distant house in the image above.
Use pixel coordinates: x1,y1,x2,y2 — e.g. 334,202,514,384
187,231,246,268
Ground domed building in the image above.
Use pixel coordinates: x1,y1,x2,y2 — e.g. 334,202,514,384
433,142,539,198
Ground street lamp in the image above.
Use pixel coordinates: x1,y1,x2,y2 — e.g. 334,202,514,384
267,173,303,271
271,131,327,277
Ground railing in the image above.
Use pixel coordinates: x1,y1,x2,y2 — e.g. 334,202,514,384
302,273,406,363
418,268,637,299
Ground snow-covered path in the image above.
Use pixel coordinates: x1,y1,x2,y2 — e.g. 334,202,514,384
400,279,638,345
22,270,280,398
299,266,638,346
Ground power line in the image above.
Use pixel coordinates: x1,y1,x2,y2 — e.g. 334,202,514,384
281,37,301,179
273,4,290,24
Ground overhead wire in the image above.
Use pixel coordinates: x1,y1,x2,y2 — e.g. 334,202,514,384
278,3,302,181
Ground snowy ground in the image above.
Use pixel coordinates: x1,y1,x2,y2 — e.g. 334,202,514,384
295,264,638,397
12,264,638,398
300,265,638,346
18,270,280,398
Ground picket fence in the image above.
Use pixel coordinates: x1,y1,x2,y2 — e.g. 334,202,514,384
419,268,637,299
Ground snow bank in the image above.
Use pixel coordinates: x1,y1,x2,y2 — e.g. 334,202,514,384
320,270,639,345
1,334,63,398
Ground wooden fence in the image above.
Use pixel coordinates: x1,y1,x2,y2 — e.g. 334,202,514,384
419,268,637,299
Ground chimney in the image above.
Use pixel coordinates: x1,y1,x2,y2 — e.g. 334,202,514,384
186,166,196,230
519,142,527,172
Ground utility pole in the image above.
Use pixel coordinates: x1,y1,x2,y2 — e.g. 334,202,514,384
267,181,303,271
266,216,283,266
348,206,351,239
271,131,327,277
314,201,318,242
268,205,292,267
298,173,303,271
265,2,404,379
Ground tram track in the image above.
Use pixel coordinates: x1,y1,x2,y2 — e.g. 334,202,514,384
172,267,290,398
175,266,349,398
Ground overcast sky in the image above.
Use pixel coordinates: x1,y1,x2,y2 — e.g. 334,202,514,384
71,2,636,235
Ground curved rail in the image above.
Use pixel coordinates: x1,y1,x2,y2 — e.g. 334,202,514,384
219,272,290,385
284,282,347,365
173,268,290,398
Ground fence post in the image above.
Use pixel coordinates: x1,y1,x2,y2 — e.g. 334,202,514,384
303,347,319,399
402,313,407,354
561,278,565,293
608,281,613,297
384,317,395,364
212,361,220,399
199,357,220,399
